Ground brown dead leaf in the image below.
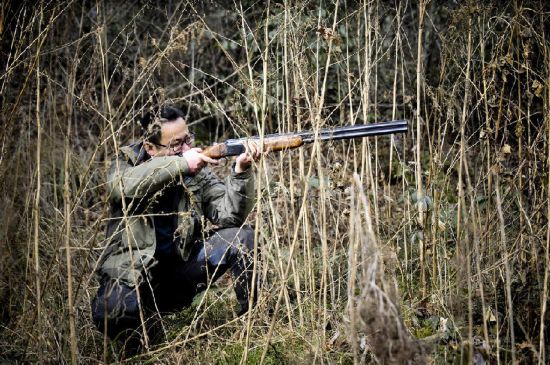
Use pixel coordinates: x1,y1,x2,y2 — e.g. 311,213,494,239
485,307,496,323
516,341,534,350
532,79,544,98
317,26,340,45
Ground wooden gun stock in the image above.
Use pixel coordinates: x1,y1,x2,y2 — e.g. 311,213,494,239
202,135,304,159
201,144,229,159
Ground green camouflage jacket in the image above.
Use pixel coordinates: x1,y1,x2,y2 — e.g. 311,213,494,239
97,143,255,287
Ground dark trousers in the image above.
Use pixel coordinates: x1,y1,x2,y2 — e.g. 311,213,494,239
91,226,258,351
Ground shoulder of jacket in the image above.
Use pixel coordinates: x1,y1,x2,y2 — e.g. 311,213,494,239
106,145,142,176
120,145,139,165
112,143,147,165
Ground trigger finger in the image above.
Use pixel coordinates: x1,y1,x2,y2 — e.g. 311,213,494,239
204,155,219,165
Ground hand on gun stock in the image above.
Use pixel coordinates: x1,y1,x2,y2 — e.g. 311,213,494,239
182,142,264,175
235,139,265,173
182,148,219,175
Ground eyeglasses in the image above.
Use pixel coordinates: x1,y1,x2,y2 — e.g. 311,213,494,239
154,133,195,152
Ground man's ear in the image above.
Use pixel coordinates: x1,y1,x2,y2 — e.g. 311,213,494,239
143,141,157,156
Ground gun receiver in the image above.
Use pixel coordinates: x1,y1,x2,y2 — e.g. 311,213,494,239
202,120,408,159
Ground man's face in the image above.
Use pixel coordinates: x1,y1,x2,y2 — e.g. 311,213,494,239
145,117,193,157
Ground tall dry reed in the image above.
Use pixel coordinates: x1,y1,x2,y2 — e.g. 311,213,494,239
0,1,548,363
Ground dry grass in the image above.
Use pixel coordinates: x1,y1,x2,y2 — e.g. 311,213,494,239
1,1,549,363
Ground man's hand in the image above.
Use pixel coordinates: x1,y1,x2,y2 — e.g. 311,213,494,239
183,148,219,174
235,140,265,173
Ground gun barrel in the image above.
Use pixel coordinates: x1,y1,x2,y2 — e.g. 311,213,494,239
300,120,408,143
316,126,408,141
231,120,408,142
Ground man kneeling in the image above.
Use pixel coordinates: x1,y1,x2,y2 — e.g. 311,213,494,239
92,106,261,354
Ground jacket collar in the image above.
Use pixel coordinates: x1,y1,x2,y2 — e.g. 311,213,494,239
120,142,150,166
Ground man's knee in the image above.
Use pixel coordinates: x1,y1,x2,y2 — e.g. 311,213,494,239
202,226,255,266
216,225,254,251
92,279,141,336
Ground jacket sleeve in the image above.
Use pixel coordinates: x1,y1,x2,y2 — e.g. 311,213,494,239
107,155,190,200
201,166,255,227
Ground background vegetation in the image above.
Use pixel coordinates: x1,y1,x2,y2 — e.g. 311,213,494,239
1,0,549,363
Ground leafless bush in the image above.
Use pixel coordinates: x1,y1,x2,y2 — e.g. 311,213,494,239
1,0,549,363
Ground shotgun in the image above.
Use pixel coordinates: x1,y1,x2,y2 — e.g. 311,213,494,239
202,120,408,159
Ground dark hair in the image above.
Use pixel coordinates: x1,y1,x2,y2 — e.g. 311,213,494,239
140,106,185,144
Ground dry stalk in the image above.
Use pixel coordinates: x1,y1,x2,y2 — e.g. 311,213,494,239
416,0,429,297
494,174,516,363
32,7,43,345
539,47,550,365
458,19,475,363
351,173,421,364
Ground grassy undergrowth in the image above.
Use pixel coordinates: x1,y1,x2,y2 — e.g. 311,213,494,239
1,0,549,364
